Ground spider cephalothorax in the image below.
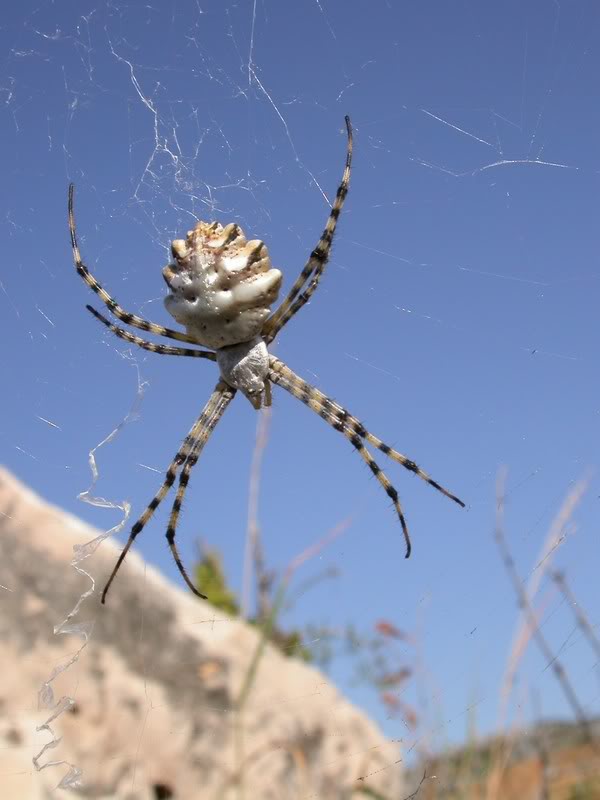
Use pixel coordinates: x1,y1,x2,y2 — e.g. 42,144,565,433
68,116,465,605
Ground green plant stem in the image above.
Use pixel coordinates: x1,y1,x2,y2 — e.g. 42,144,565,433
233,580,288,800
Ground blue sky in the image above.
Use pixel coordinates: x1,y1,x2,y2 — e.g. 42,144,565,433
2,0,599,757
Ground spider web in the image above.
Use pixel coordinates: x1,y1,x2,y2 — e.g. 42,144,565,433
1,0,599,797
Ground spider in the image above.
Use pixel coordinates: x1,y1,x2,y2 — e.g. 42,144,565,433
68,117,465,605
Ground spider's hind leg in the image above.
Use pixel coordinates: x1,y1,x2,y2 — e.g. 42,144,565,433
268,358,413,554
100,383,234,604
268,356,465,557
358,428,464,508
346,430,413,557
269,356,464,508
164,383,236,599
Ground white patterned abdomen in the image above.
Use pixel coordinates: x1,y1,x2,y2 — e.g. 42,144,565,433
163,221,282,349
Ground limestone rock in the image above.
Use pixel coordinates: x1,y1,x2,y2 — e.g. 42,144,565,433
0,468,402,799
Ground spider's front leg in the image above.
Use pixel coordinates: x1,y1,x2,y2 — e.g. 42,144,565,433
68,184,205,345
86,306,217,360
263,116,353,345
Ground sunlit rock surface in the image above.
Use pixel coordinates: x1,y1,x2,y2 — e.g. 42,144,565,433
0,467,402,799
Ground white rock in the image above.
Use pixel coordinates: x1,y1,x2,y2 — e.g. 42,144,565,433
0,468,403,799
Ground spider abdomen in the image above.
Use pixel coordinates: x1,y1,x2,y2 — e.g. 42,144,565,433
163,221,282,349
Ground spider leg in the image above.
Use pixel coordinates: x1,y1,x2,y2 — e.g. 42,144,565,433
349,431,413,556
101,383,233,604
69,184,201,345
165,383,236,598
263,117,353,345
269,360,411,556
356,425,465,506
87,305,217,361
269,357,464,507
263,378,273,408
269,357,465,556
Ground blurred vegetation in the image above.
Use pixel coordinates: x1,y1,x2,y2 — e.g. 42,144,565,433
194,545,311,661
195,548,240,617
402,719,600,800
195,537,600,800
568,780,600,800
193,544,417,718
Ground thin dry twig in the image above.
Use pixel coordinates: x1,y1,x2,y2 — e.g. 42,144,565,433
501,475,589,703
495,470,594,744
552,569,600,664
403,769,429,800
284,516,352,581
231,513,354,800
531,690,551,800
354,768,429,800
487,473,591,800
241,406,272,619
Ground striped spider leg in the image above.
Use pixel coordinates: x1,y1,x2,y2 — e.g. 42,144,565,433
86,305,217,362
163,383,236,598
69,184,213,348
268,358,465,557
100,382,235,604
263,116,353,345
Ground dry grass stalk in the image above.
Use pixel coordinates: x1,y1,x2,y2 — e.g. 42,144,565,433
494,472,592,739
241,407,272,619
552,569,600,664
485,472,591,800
